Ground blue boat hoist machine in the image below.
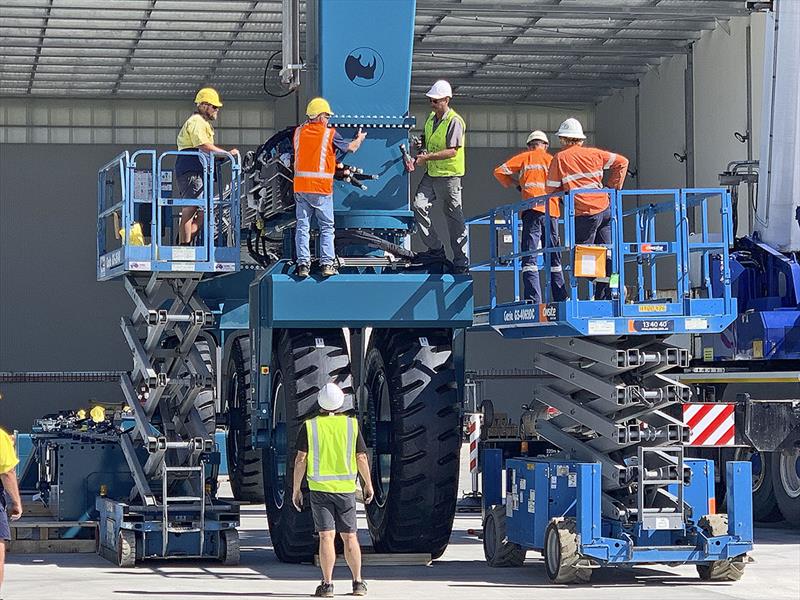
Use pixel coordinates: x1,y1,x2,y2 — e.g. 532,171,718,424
468,188,755,582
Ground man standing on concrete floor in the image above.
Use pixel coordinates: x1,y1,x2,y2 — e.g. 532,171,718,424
0,428,22,598
546,118,629,299
494,130,567,304
413,79,469,274
292,383,374,597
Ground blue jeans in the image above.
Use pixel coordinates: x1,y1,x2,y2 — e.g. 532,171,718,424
574,208,612,300
521,210,567,303
295,192,335,266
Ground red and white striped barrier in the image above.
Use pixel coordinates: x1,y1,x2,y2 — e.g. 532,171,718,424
468,413,481,473
683,403,735,446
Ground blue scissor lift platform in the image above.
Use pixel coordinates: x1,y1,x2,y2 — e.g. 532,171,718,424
93,149,242,566
468,188,754,583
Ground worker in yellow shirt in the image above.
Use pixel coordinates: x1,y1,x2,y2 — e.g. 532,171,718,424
175,87,240,245
0,429,22,595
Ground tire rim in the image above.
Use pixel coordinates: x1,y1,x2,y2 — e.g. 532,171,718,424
367,360,392,507
270,372,288,509
228,367,244,471
546,526,560,577
779,450,800,499
750,451,765,493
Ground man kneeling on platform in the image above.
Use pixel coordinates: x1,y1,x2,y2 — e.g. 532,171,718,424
293,383,374,597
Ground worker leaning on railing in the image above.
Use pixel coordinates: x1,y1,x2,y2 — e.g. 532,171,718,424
493,130,567,304
545,118,629,300
175,87,240,246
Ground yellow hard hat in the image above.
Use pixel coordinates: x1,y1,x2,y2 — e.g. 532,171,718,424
306,97,333,118
195,87,223,107
90,406,106,423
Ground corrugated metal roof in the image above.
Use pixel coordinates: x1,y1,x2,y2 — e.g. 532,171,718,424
0,0,750,106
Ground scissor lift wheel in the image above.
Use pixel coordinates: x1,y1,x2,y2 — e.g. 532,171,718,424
117,530,137,568
696,515,747,581
219,529,241,565
543,518,591,584
483,506,526,567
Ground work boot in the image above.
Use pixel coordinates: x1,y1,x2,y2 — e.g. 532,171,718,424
452,264,470,275
353,580,368,596
321,264,336,277
297,263,310,278
313,581,334,598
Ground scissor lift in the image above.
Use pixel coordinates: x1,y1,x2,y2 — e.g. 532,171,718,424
94,150,241,566
468,188,754,582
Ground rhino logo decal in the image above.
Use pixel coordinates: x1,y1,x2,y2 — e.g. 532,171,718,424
344,47,384,87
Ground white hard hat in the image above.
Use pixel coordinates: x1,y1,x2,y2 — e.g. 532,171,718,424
425,80,453,100
526,130,549,145
556,118,586,140
318,383,345,412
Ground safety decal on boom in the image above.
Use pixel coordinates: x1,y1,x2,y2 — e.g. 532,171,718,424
682,403,735,446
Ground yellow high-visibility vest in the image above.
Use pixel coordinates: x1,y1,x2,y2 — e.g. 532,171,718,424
305,414,358,493
423,108,466,177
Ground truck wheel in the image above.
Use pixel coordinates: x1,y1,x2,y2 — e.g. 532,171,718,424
696,514,747,581
772,449,800,526
226,335,265,503
749,451,782,522
543,518,591,583
365,330,460,560
483,506,526,567
263,330,355,563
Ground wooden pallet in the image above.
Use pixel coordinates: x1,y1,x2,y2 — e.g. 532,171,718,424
8,519,97,554
314,547,432,567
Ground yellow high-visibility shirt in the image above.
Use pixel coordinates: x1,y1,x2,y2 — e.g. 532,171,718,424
0,429,19,475
177,113,215,151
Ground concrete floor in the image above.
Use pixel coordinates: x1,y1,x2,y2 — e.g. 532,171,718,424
5,493,799,600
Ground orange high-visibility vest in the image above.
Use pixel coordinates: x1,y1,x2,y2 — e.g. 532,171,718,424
546,145,629,216
494,147,559,217
293,122,337,195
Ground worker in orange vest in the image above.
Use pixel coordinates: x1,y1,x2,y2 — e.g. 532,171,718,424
546,118,629,299
293,97,366,278
493,130,566,304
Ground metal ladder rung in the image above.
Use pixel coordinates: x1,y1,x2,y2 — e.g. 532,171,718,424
165,496,204,503
163,466,204,472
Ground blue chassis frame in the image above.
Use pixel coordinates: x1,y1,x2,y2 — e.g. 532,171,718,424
482,449,753,566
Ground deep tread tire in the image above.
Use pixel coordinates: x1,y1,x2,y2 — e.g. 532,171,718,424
366,330,460,560
220,529,241,565
264,329,355,563
696,514,747,581
117,530,136,568
483,506,526,567
771,450,800,527
543,518,591,584
226,336,266,503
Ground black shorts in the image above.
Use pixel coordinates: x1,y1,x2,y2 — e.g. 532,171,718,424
309,491,357,534
0,503,11,542
176,172,204,200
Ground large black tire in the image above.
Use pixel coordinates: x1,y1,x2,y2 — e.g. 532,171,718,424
483,506,526,567
696,514,747,581
772,450,800,526
263,329,355,563
365,330,461,560
226,336,266,503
